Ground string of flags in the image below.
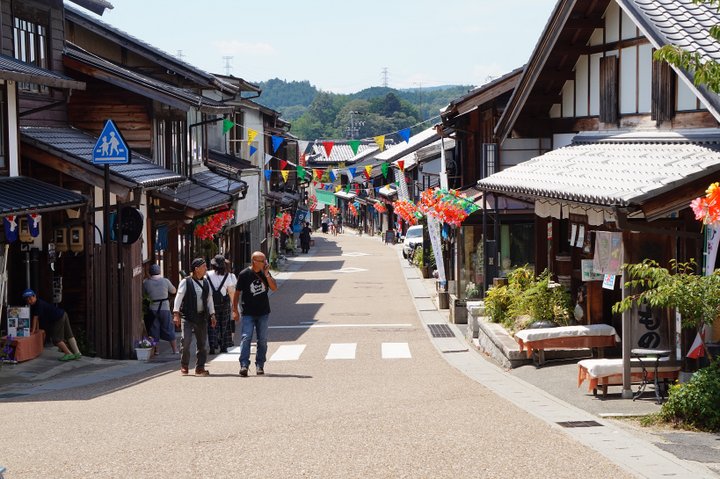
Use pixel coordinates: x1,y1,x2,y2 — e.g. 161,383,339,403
221,114,440,160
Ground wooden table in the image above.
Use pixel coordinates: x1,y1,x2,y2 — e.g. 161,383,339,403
515,324,619,366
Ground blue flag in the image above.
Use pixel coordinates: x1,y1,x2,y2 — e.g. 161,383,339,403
264,169,272,180
272,135,284,153
399,127,411,143
348,167,356,179
249,145,257,156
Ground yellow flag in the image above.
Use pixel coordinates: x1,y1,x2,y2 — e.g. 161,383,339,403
374,135,385,151
281,170,289,182
365,165,373,177
247,128,258,143
335,185,342,192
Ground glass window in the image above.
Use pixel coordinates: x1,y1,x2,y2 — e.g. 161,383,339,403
12,17,48,94
154,117,186,175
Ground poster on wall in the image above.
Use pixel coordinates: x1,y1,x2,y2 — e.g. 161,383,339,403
581,259,603,281
7,306,31,337
593,231,623,275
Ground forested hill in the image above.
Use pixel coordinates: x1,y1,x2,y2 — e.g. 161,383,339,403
254,78,474,140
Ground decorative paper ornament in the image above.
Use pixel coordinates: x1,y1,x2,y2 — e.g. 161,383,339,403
3,215,18,242
28,213,41,237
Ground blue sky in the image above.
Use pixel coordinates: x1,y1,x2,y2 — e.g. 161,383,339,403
94,0,558,93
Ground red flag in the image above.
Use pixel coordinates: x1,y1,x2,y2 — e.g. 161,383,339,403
687,325,706,359
280,159,288,170
314,169,322,180
398,160,405,171
323,141,335,159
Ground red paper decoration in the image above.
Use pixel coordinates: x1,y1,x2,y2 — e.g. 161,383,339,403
272,212,293,238
194,210,234,240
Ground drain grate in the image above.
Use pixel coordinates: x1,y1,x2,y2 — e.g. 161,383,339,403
0,392,28,399
557,420,604,428
428,323,455,338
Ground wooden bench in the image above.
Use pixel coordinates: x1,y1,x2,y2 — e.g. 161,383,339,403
515,324,619,366
577,358,681,397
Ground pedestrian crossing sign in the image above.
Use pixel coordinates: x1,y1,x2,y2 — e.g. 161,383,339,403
92,119,130,164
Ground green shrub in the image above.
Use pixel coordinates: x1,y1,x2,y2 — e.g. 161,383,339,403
484,284,511,325
412,246,423,267
658,359,720,432
483,266,573,332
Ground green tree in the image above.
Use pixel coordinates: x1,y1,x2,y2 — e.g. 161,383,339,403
654,0,720,93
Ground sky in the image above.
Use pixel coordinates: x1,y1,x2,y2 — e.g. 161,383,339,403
91,0,558,94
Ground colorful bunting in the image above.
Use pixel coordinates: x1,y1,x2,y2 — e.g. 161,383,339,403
264,170,272,181
323,141,335,159
398,160,405,172
348,140,360,155
249,145,257,157
280,159,288,170
264,154,273,165
381,162,389,179
329,169,336,182
281,170,290,182
28,213,41,237
364,165,373,180
399,127,411,143
247,128,258,143
297,165,306,180
348,167,357,180
314,168,322,180
272,135,284,153
3,215,18,243
222,118,234,134
374,135,385,151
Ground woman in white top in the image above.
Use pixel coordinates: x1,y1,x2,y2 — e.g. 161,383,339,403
206,254,237,354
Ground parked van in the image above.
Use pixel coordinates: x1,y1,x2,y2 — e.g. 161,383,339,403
402,225,424,259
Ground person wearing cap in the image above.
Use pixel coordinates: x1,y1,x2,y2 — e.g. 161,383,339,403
232,251,277,377
23,289,81,361
173,258,216,376
143,263,178,356
206,254,237,354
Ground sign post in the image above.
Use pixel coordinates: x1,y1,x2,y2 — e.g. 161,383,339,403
93,120,130,358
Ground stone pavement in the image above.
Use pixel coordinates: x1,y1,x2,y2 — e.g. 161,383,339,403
1,230,718,478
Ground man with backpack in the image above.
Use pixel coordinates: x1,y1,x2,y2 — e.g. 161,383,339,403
207,254,237,354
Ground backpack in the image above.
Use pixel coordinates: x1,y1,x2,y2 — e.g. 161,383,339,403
208,273,229,306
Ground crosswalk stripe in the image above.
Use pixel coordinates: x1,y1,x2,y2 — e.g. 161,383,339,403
269,344,306,361
325,343,356,360
382,342,412,359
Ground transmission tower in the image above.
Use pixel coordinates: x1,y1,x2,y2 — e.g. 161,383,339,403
222,56,234,76
381,67,389,88
176,50,185,61
345,111,364,139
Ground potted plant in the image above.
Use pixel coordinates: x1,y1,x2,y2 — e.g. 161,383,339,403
135,336,157,361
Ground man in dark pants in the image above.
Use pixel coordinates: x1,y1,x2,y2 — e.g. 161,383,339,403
173,258,216,376
233,251,277,377
24,289,81,361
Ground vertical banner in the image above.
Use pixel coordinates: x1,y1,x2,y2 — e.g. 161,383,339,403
704,224,720,275
427,216,446,284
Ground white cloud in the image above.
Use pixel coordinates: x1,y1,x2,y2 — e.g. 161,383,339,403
212,40,276,56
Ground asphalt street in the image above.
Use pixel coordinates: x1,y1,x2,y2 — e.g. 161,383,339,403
0,231,717,478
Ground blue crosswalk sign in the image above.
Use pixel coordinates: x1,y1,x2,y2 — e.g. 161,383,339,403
92,119,130,164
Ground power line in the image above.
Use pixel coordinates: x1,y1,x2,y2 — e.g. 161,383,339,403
381,67,389,88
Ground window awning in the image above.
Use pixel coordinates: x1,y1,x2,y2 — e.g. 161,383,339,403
0,54,85,90
0,176,87,217
478,131,720,219
378,185,398,197
154,180,232,214
334,190,356,200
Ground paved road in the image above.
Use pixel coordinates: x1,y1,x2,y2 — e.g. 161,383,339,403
2,233,635,478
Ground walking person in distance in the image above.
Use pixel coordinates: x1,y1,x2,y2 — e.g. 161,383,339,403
233,251,277,377
207,254,237,354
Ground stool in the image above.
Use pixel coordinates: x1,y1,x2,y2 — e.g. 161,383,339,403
631,348,672,404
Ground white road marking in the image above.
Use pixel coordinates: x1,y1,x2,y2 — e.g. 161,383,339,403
325,343,356,360
269,344,306,361
382,342,412,359
342,252,370,257
329,267,367,273
271,323,412,329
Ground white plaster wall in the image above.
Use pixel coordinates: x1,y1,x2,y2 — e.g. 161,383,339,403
621,9,638,40
605,2,620,43
549,103,561,118
589,53,602,116
620,46,638,114
677,78,698,111
638,44,653,113
562,80,575,117
575,55,589,117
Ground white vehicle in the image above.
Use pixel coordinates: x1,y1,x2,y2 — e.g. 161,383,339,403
402,225,424,259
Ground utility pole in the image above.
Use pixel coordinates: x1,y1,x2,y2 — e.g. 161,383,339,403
381,67,389,88
222,56,233,76
345,110,364,139
176,50,184,61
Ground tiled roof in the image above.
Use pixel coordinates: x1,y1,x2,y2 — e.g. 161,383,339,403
192,169,247,197
65,6,237,94
155,181,232,212
619,0,720,117
376,127,439,163
0,176,88,216
207,149,254,172
307,142,377,165
477,130,720,207
21,126,184,188
64,44,231,114
0,54,85,90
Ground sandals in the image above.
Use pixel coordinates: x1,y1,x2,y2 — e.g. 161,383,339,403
59,353,75,361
